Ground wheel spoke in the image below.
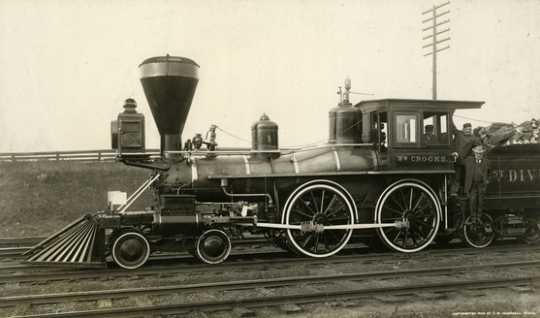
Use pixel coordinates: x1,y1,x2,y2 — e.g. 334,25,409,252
392,229,403,243
409,188,414,210
403,229,409,247
310,191,319,213
389,196,405,211
320,190,325,213
291,208,312,220
326,204,346,218
327,216,350,223
299,198,316,215
410,230,418,246
414,218,432,229
302,233,314,247
412,192,426,212
326,229,341,243
322,194,338,215
383,206,403,216
399,189,409,211
313,234,320,253
410,227,425,244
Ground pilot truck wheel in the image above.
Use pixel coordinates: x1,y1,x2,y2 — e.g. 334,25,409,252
111,231,151,270
375,180,441,253
195,229,232,264
283,181,355,258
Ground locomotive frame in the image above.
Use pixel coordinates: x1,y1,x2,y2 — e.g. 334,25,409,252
24,55,540,269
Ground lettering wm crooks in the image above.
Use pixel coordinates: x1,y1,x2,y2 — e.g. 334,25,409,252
396,154,449,163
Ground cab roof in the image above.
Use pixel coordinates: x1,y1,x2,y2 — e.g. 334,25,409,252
354,98,484,113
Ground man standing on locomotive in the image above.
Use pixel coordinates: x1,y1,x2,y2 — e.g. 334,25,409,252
464,145,489,218
450,122,480,196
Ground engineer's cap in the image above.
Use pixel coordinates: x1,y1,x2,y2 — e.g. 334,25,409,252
472,145,485,154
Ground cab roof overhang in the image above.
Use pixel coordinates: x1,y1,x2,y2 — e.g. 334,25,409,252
354,99,485,113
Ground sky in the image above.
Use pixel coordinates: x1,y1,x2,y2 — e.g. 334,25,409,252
0,0,539,152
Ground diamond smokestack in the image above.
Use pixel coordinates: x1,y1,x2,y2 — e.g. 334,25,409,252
139,56,199,157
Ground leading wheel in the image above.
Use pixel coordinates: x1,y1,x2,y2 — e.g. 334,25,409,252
112,231,151,270
375,180,441,253
284,181,355,258
195,229,232,264
463,214,495,248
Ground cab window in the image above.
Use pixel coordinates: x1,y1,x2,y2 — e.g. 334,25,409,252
422,112,449,145
370,112,388,152
395,114,417,144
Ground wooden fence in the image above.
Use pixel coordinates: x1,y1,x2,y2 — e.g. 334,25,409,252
0,149,160,162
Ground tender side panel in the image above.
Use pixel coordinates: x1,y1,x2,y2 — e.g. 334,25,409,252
486,146,540,210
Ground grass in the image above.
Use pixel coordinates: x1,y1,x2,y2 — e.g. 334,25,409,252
0,161,151,238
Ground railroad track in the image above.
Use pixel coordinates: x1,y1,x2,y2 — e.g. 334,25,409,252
3,259,539,318
0,236,271,258
0,237,44,249
0,247,31,258
1,243,539,284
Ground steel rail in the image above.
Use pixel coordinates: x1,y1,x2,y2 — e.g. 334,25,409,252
4,259,540,305
1,244,539,284
6,264,540,318
0,237,44,247
0,236,267,251
0,247,32,257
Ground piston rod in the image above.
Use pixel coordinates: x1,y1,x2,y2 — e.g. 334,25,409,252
248,221,406,231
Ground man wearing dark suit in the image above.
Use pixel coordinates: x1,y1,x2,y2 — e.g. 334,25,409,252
450,122,480,195
464,145,489,218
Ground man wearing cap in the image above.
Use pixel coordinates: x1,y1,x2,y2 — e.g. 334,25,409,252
450,122,480,195
464,145,489,218
424,125,436,144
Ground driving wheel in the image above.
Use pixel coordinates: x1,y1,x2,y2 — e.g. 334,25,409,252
284,181,355,258
375,180,441,253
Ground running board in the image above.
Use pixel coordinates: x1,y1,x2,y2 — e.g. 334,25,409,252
24,214,105,265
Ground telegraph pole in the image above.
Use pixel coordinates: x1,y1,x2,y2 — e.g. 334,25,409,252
422,1,450,100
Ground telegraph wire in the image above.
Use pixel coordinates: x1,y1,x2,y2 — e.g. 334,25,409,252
453,114,510,125
215,126,251,144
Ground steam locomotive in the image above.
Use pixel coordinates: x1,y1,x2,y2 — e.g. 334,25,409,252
25,56,540,269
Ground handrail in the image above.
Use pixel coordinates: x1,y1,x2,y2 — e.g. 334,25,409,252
0,144,375,162
0,149,160,162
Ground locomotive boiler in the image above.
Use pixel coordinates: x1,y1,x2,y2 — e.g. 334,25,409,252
25,55,540,269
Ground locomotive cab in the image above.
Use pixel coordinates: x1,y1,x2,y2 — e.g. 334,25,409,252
356,99,484,170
